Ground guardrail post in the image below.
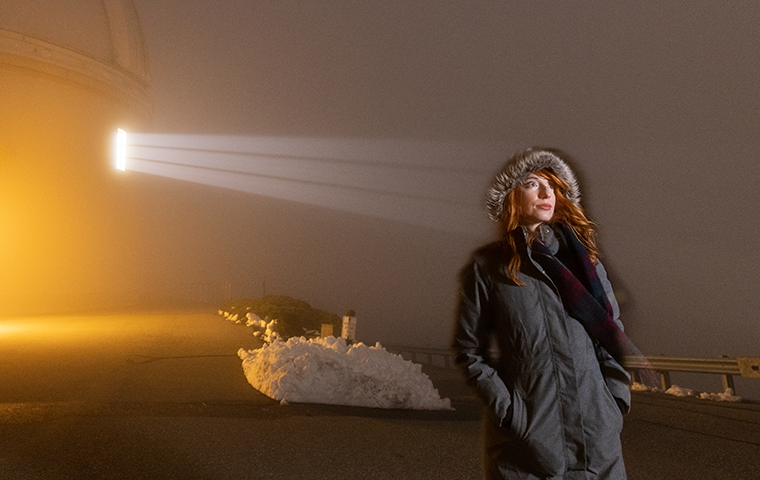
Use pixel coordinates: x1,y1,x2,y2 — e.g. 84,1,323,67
722,374,735,392
659,371,672,391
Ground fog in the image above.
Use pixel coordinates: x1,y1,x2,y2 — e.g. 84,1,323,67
5,1,758,388
126,0,760,362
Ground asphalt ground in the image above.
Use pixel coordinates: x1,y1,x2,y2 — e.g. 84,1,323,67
0,311,758,479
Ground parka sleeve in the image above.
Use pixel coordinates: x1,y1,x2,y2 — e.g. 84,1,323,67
595,260,632,414
453,256,514,426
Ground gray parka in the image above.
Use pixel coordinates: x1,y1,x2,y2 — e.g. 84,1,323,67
454,224,631,480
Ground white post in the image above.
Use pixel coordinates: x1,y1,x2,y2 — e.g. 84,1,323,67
341,309,357,343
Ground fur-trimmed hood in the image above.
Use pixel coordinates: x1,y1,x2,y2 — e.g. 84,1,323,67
485,148,581,222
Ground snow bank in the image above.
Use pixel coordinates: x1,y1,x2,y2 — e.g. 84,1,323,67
664,385,696,397
664,384,742,402
698,388,742,402
245,313,281,343
630,382,659,393
238,336,452,410
219,310,242,323
631,382,743,402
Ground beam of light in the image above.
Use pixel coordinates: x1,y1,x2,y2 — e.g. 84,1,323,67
115,128,127,171
120,133,505,236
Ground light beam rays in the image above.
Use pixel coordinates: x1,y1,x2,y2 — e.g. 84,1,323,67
120,134,501,235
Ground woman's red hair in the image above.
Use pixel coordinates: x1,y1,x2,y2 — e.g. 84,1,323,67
499,169,599,285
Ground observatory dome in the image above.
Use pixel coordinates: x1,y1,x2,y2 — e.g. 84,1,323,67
0,0,149,114
0,0,152,315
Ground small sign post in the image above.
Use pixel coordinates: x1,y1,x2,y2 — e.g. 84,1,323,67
341,309,356,343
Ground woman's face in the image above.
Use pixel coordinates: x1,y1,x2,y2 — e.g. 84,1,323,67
518,173,555,231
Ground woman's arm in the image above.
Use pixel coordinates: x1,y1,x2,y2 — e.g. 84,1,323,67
453,257,514,425
595,260,632,414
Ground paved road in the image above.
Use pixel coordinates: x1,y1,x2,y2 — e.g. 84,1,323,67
0,311,758,479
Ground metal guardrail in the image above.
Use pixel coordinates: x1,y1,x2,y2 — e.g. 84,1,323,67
622,356,760,393
385,345,760,395
385,346,457,369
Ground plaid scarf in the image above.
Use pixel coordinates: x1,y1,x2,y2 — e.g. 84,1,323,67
530,223,658,387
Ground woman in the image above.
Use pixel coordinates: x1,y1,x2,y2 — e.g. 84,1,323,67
453,148,632,479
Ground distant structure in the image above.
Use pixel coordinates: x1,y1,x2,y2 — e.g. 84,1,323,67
0,0,151,314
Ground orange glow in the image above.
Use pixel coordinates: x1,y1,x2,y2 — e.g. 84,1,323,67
0,315,142,342
0,56,149,316
0,323,29,336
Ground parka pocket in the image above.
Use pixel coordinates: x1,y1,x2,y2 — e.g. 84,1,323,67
507,389,527,439
608,390,625,432
598,379,625,434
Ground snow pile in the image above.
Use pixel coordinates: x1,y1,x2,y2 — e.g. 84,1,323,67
660,385,742,402
698,388,742,402
631,382,743,402
664,385,697,397
630,382,659,393
245,312,281,343
238,336,452,410
219,309,242,323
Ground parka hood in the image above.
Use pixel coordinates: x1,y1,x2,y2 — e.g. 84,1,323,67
486,148,581,222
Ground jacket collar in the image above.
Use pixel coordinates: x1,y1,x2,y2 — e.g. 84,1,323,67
519,224,560,256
